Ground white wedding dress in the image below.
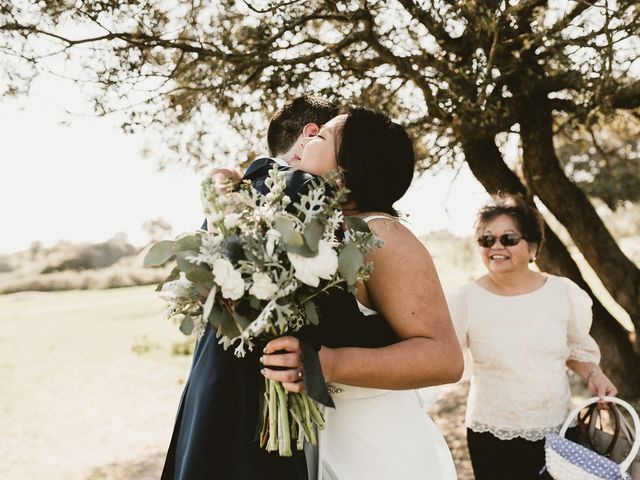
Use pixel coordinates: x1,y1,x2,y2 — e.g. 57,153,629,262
315,219,457,479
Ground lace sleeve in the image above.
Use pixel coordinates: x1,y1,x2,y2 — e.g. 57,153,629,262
563,278,601,364
445,287,472,380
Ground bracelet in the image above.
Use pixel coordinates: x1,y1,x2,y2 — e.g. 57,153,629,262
586,368,600,383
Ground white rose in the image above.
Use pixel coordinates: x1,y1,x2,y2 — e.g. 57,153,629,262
221,270,246,300
287,239,339,287
249,272,279,300
212,259,246,299
212,258,235,285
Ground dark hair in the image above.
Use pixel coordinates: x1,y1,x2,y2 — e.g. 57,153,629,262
336,107,415,216
267,96,339,156
475,193,545,252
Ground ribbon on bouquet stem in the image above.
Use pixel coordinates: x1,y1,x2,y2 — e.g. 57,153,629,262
299,340,335,408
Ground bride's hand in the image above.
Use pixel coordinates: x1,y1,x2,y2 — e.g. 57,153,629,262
261,336,306,393
207,167,243,192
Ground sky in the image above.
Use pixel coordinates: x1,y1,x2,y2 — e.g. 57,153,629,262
0,73,489,255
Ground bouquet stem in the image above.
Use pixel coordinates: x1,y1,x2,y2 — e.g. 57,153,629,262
275,381,292,456
260,377,325,456
266,379,279,452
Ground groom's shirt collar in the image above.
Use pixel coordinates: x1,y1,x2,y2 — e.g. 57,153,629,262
272,157,289,167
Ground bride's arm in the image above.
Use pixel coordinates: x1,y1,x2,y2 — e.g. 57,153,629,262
262,219,463,391
321,219,462,389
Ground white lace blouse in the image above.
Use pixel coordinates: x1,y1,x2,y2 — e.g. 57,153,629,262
447,274,601,441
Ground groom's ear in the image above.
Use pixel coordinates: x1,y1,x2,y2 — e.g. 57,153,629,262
301,123,320,138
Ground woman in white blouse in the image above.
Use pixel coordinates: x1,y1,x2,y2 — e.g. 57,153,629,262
448,194,617,480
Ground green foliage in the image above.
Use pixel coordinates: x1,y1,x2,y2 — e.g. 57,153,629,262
143,241,176,268
274,214,305,247
338,241,364,286
345,216,371,234
303,219,323,253
303,299,319,326
178,314,194,335
217,306,242,339
143,234,202,268
556,111,640,210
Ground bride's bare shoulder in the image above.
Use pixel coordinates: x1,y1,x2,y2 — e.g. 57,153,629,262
362,215,430,260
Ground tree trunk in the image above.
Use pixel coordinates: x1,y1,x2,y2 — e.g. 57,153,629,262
461,136,640,396
518,95,640,344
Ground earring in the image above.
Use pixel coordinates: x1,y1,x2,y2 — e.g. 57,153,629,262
529,256,537,263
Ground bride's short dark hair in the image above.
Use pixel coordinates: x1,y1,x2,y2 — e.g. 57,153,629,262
337,107,415,216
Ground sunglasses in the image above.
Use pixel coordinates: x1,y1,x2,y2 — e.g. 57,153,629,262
477,233,526,248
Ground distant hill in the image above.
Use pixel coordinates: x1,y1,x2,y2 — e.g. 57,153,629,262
0,214,636,295
419,230,485,289
0,236,171,294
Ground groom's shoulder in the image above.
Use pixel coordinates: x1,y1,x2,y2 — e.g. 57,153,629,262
243,157,279,179
243,156,316,187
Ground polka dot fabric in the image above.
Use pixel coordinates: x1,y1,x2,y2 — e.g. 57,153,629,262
545,434,631,480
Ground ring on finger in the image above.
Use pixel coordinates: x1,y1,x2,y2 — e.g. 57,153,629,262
297,369,304,380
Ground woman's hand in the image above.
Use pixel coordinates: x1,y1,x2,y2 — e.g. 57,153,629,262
208,167,243,193
261,336,306,393
587,368,618,400
567,361,618,407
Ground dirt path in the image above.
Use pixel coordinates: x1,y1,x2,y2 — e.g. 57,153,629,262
430,383,473,480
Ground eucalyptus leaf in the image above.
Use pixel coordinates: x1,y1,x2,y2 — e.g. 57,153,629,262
144,240,176,267
209,304,222,330
345,216,371,234
175,250,198,273
195,284,210,297
304,300,319,326
232,312,250,331
274,214,304,247
285,242,315,258
155,266,180,291
179,314,194,335
338,241,364,286
186,266,214,285
175,234,202,252
250,296,262,310
219,307,242,339
303,219,323,252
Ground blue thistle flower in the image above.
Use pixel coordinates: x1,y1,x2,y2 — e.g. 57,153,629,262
222,235,246,263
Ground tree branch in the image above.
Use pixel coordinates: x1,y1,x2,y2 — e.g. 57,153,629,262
519,94,640,332
611,79,640,109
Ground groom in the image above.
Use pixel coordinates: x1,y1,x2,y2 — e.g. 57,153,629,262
161,96,397,480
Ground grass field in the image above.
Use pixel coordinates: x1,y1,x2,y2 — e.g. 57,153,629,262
0,287,191,480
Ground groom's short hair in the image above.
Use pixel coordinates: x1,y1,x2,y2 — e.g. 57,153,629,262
267,96,339,156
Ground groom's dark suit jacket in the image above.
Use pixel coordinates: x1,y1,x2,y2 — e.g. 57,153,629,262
161,158,398,480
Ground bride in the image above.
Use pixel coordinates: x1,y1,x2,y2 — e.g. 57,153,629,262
261,107,463,479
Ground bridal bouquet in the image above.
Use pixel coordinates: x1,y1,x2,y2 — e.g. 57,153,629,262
144,167,380,456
